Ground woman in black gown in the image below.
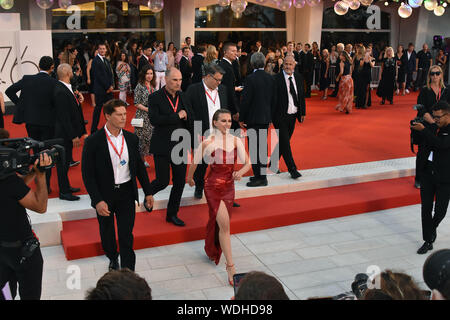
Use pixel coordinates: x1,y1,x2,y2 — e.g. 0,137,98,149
395,45,408,96
377,47,396,105
319,49,330,100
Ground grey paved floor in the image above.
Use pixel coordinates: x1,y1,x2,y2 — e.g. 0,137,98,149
36,204,450,300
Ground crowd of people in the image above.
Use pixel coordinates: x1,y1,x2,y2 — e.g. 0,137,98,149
1,35,450,301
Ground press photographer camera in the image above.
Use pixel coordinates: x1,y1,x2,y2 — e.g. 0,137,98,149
0,135,61,300
410,104,429,150
0,137,64,179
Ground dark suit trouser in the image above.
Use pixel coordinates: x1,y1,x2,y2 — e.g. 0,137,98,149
150,155,187,217
415,68,429,90
273,114,297,172
91,92,113,134
194,163,208,190
420,163,450,243
96,181,136,271
406,70,414,90
247,124,269,180
302,71,312,97
415,144,428,183
25,124,55,188
56,139,73,194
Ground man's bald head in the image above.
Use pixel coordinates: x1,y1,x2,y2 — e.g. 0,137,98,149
165,67,182,93
57,63,73,80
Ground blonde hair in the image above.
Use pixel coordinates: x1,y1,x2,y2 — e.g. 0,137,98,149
384,47,394,59
205,45,218,64
427,65,446,90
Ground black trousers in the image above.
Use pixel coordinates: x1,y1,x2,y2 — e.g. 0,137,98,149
247,124,269,180
420,163,450,243
91,92,113,134
194,163,208,191
302,71,312,97
415,68,429,90
415,144,428,183
332,79,340,96
0,245,43,300
56,139,73,194
96,180,136,271
25,124,55,188
406,70,415,90
273,114,298,172
150,155,187,217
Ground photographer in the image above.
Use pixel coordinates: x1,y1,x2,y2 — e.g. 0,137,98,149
411,100,450,255
0,148,51,299
414,65,450,189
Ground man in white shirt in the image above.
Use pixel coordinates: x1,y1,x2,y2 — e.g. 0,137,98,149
82,99,153,271
151,41,168,89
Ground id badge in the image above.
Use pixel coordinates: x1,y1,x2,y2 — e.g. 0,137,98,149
120,159,127,166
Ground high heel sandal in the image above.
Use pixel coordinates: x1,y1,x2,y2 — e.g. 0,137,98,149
226,263,235,286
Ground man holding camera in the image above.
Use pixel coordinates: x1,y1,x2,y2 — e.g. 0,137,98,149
0,151,52,300
411,101,450,254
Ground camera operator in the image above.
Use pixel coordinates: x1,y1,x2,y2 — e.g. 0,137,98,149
414,65,450,189
0,150,52,300
411,100,450,255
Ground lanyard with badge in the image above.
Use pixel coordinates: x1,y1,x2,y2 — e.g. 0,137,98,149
165,92,179,112
205,89,218,105
106,133,126,166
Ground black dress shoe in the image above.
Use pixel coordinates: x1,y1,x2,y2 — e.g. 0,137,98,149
246,178,268,187
59,193,80,201
194,187,203,199
69,187,80,193
109,259,120,271
414,181,421,189
233,202,240,207
289,170,302,179
417,242,433,254
69,160,80,168
381,99,385,105
166,216,185,227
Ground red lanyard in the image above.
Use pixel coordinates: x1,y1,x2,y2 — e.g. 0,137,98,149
146,84,154,95
73,93,79,104
437,87,442,102
106,132,124,160
205,89,218,105
165,92,179,112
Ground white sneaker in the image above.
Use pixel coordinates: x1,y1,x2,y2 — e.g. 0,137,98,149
144,161,150,168
405,89,410,94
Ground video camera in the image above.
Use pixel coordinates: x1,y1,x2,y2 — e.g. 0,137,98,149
0,137,65,180
410,104,427,126
410,104,428,150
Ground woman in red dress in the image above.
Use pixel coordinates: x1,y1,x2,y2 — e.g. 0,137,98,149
187,109,251,286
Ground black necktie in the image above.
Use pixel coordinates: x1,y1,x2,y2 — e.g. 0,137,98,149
288,76,299,107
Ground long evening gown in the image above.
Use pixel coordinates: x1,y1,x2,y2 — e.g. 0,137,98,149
203,147,237,265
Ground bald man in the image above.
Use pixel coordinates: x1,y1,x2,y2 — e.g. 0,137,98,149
53,63,86,201
147,67,194,226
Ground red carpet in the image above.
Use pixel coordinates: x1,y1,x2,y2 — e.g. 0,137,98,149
2,91,418,197
61,176,420,260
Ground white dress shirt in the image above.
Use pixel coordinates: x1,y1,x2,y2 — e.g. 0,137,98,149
223,57,232,65
104,125,131,184
203,81,221,130
283,70,298,114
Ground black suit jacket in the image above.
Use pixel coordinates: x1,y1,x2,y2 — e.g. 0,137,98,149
180,56,192,91
406,50,417,72
218,59,238,114
53,82,86,141
92,55,113,97
184,81,228,135
233,58,242,87
138,55,151,74
272,71,306,125
5,72,57,126
191,54,204,83
299,51,314,73
148,87,194,156
239,70,274,126
422,124,450,183
82,128,151,208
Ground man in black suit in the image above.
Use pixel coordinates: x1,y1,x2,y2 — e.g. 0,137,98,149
5,56,57,190
255,40,268,56
90,43,114,134
82,99,153,271
271,55,305,180
138,44,153,74
218,43,242,130
411,101,450,254
191,45,205,84
53,64,86,201
184,63,228,198
180,47,193,92
299,43,313,98
405,43,417,92
239,52,274,187
147,67,194,227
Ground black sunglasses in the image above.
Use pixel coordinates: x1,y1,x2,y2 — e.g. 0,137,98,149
430,71,441,76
